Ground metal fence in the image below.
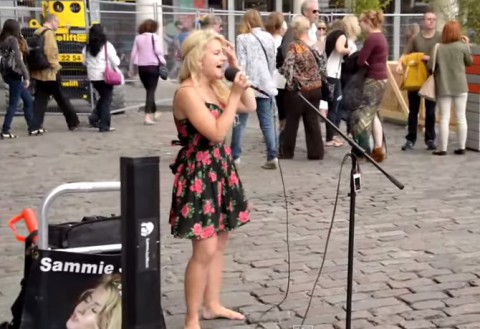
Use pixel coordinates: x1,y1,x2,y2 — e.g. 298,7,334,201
0,0,424,114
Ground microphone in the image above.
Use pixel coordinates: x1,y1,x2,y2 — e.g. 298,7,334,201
224,67,271,97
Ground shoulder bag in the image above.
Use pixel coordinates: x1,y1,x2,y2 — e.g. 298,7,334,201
103,43,122,85
418,43,439,101
151,35,168,80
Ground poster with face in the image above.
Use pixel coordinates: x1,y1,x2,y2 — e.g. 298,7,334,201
18,249,122,329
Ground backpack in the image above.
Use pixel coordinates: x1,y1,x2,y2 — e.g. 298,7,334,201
26,28,50,71
0,48,22,78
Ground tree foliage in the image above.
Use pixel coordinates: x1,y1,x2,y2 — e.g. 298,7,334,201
349,0,393,16
428,0,480,43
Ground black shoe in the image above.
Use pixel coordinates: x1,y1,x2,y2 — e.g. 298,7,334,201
454,149,466,155
433,151,447,156
68,124,80,131
426,140,437,150
401,140,414,151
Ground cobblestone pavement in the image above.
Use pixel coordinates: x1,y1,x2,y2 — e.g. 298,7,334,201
1,106,480,329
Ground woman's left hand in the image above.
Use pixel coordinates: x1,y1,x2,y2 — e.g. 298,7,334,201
223,40,239,68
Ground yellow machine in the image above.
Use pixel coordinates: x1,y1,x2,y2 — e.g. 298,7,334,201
22,0,125,111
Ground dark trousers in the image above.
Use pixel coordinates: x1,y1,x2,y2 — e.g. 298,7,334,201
2,78,34,133
32,78,79,130
406,90,436,144
280,88,324,159
276,88,286,121
138,65,160,114
90,80,114,132
326,78,342,142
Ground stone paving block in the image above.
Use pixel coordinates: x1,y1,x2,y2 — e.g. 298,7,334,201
432,314,480,327
443,302,480,316
434,273,478,283
410,300,445,310
389,278,435,289
373,288,411,298
400,309,447,321
351,297,402,312
399,320,436,329
399,292,449,304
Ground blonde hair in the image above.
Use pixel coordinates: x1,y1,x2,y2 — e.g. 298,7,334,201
96,274,122,329
343,15,361,41
179,29,229,104
360,10,384,29
291,15,310,39
238,9,264,34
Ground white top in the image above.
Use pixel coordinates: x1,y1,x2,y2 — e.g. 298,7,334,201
82,41,121,81
308,23,317,43
273,34,287,89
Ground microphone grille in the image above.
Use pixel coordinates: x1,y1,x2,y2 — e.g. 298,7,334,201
224,67,239,82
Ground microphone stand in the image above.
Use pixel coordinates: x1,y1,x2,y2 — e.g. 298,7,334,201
295,91,404,329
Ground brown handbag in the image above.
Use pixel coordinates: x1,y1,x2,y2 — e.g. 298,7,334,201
418,43,439,101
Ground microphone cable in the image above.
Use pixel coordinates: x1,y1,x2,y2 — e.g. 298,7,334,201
299,153,351,326
259,95,291,316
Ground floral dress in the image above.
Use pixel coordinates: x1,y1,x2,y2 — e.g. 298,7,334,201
169,103,250,239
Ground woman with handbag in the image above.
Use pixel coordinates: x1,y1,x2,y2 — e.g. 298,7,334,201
279,16,326,160
430,21,473,156
82,23,120,133
350,10,389,162
0,19,35,139
129,19,167,125
230,9,278,169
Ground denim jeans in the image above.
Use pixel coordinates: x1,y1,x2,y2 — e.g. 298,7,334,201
231,97,277,161
2,78,34,133
326,78,342,141
91,80,114,132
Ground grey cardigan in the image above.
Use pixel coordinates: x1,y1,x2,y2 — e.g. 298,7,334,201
0,35,29,80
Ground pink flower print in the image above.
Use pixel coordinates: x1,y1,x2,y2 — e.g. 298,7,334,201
169,211,176,225
176,179,185,197
208,171,217,182
213,148,221,160
228,172,239,187
203,200,215,215
190,178,203,195
193,223,203,237
239,211,250,223
178,124,187,137
224,146,231,156
219,214,225,230
181,204,190,218
222,162,228,172
201,225,215,239
228,201,233,212
193,134,201,146
217,183,223,204
196,151,212,166
187,162,195,174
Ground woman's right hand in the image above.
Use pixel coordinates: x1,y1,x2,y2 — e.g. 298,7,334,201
231,70,250,95
23,79,30,89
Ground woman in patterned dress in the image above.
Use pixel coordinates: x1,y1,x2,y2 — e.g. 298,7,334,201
169,29,256,329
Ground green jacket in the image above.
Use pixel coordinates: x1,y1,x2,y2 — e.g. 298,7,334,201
428,41,473,96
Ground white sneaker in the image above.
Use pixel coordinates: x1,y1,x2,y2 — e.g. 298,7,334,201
233,158,241,166
261,158,278,170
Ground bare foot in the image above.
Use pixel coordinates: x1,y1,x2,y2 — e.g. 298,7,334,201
202,305,245,320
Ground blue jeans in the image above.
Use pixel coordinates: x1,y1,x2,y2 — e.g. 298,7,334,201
2,78,34,133
231,97,277,161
